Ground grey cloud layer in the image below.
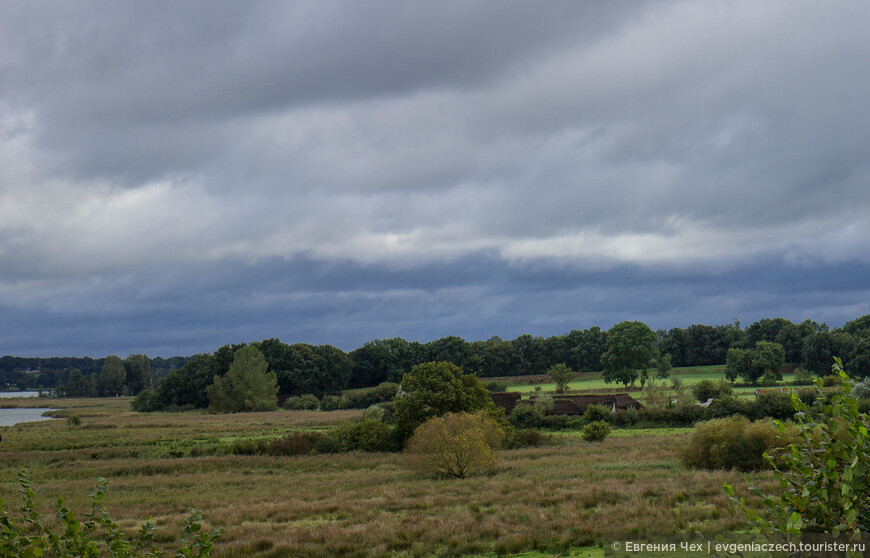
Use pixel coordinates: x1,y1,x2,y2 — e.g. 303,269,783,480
1,1,869,355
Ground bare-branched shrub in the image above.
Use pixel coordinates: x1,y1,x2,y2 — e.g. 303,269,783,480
405,411,505,479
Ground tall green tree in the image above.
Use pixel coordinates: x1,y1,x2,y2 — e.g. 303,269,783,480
752,341,786,381
655,353,672,380
802,331,855,377
394,361,498,440
206,346,278,413
123,354,151,394
601,321,657,387
98,356,126,396
547,363,575,393
725,348,752,383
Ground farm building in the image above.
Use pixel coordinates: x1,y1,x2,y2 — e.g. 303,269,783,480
491,392,643,415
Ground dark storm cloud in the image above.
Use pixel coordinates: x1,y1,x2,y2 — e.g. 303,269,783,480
1,1,870,356
4,255,869,357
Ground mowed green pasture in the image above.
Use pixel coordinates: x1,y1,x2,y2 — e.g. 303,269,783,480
0,398,774,557
506,365,790,398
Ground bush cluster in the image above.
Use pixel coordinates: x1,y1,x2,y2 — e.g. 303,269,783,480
681,416,793,471
581,420,611,442
316,419,399,453
504,428,552,449
230,432,323,456
340,382,400,409
508,404,544,428
282,393,320,410
690,379,733,402
582,404,612,423
506,388,833,431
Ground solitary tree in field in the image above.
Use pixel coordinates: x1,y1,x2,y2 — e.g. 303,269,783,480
206,346,278,413
394,361,498,440
547,363,575,393
601,321,657,388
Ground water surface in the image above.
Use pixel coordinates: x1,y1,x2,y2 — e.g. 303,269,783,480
0,408,56,426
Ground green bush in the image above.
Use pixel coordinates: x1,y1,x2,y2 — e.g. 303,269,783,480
0,469,221,557
539,414,569,430
582,404,612,423
505,428,550,448
691,379,733,402
67,414,82,426
851,377,870,399
319,394,345,411
130,390,162,412
752,392,796,420
608,408,640,427
708,394,752,418
317,419,398,453
283,394,320,410
581,420,611,442
822,374,842,387
231,432,322,456
508,404,543,429
363,404,386,421
485,380,509,393
534,392,554,414
792,368,813,385
682,416,791,471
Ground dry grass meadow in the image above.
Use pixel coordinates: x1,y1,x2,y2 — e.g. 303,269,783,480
0,397,776,557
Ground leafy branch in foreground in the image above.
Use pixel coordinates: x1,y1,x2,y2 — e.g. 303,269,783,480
0,468,222,557
724,357,869,540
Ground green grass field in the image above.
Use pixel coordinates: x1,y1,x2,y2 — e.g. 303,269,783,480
505,365,791,400
0,397,774,557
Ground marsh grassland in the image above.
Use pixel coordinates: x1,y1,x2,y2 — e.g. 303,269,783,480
0,398,775,557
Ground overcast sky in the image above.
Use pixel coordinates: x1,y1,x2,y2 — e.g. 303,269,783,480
2,1,869,358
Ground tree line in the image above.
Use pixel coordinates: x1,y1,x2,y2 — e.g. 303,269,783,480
0,355,190,394
3,314,870,403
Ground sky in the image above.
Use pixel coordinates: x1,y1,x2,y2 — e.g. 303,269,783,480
2,1,870,358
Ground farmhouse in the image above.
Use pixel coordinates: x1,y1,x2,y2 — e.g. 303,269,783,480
491,392,643,415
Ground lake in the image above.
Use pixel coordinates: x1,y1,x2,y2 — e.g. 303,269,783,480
0,391,41,398
0,407,56,427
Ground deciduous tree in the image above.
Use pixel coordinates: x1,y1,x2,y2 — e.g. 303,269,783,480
206,346,278,413
547,363,575,393
601,321,657,387
394,361,498,440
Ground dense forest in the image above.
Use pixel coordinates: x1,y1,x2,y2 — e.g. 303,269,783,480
2,315,870,406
